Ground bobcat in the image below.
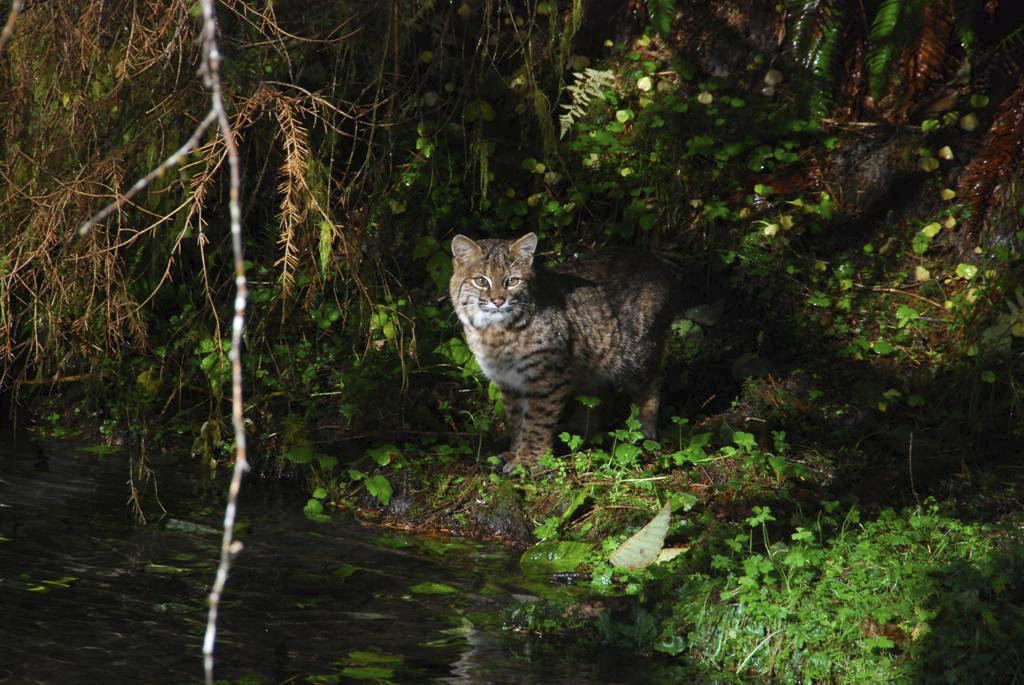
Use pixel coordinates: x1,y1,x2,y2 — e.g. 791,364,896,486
449,233,678,473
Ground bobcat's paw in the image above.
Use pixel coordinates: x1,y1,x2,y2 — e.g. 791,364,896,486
500,451,539,476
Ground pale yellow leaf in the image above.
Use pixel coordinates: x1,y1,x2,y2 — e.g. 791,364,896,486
657,547,688,564
609,501,671,569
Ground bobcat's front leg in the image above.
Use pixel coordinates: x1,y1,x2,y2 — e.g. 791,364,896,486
500,387,526,446
502,373,572,474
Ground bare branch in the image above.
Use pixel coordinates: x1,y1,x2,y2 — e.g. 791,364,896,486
195,1,248,684
72,1,247,681
77,109,217,236
0,0,22,59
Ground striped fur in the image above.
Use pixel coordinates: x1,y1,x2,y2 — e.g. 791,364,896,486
450,233,677,473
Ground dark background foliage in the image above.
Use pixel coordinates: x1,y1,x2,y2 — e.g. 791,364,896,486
0,0,1021,483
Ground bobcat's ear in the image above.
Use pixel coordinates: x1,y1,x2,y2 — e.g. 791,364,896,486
511,232,538,262
451,234,482,263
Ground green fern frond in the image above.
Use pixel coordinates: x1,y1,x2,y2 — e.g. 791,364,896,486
869,0,905,41
558,68,616,138
647,0,674,38
953,0,978,55
787,0,844,119
789,0,839,67
807,16,844,118
866,0,911,101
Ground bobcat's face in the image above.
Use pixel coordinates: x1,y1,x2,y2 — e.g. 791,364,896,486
457,266,529,328
450,233,537,330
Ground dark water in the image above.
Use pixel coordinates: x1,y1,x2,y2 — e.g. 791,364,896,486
0,437,685,685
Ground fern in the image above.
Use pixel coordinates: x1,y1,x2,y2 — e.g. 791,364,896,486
808,18,844,119
866,0,909,102
953,0,978,55
647,0,674,38
956,75,1024,234
787,0,844,119
275,100,312,302
975,23,1024,93
789,0,839,63
908,0,952,102
558,68,615,138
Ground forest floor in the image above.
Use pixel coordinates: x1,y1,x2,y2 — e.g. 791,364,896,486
303,284,1024,684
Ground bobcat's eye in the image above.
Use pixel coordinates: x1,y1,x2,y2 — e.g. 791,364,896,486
472,276,490,288
505,276,521,287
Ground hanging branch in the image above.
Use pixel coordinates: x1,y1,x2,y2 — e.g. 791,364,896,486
195,1,247,684
73,1,246,683
0,0,22,58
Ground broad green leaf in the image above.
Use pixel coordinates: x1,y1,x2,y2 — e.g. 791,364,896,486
341,666,395,680
520,540,593,573
733,431,757,450
365,475,393,506
284,445,314,464
366,444,401,465
895,305,920,327
409,581,458,595
956,263,977,280
144,564,189,576
304,498,330,522
670,492,698,511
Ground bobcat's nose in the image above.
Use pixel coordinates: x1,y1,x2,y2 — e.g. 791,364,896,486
491,297,506,307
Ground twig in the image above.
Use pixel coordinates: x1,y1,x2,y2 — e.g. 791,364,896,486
15,373,103,385
908,431,920,507
854,283,947,311
618,476,671,483
0,0,22,59
737,629,781,673
77,109,218,236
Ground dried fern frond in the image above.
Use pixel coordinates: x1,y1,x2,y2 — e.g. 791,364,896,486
558,68,615,139
908,0,953,96
956,74,1024,239
878,0,955,119
974,21,1024,98
274,98,312,302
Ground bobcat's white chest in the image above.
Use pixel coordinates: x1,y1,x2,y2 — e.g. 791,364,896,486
466,331,529,392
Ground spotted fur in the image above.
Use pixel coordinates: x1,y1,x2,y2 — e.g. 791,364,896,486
449,233,678,473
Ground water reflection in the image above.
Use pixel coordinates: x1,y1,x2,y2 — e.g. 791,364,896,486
0,437,691,684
